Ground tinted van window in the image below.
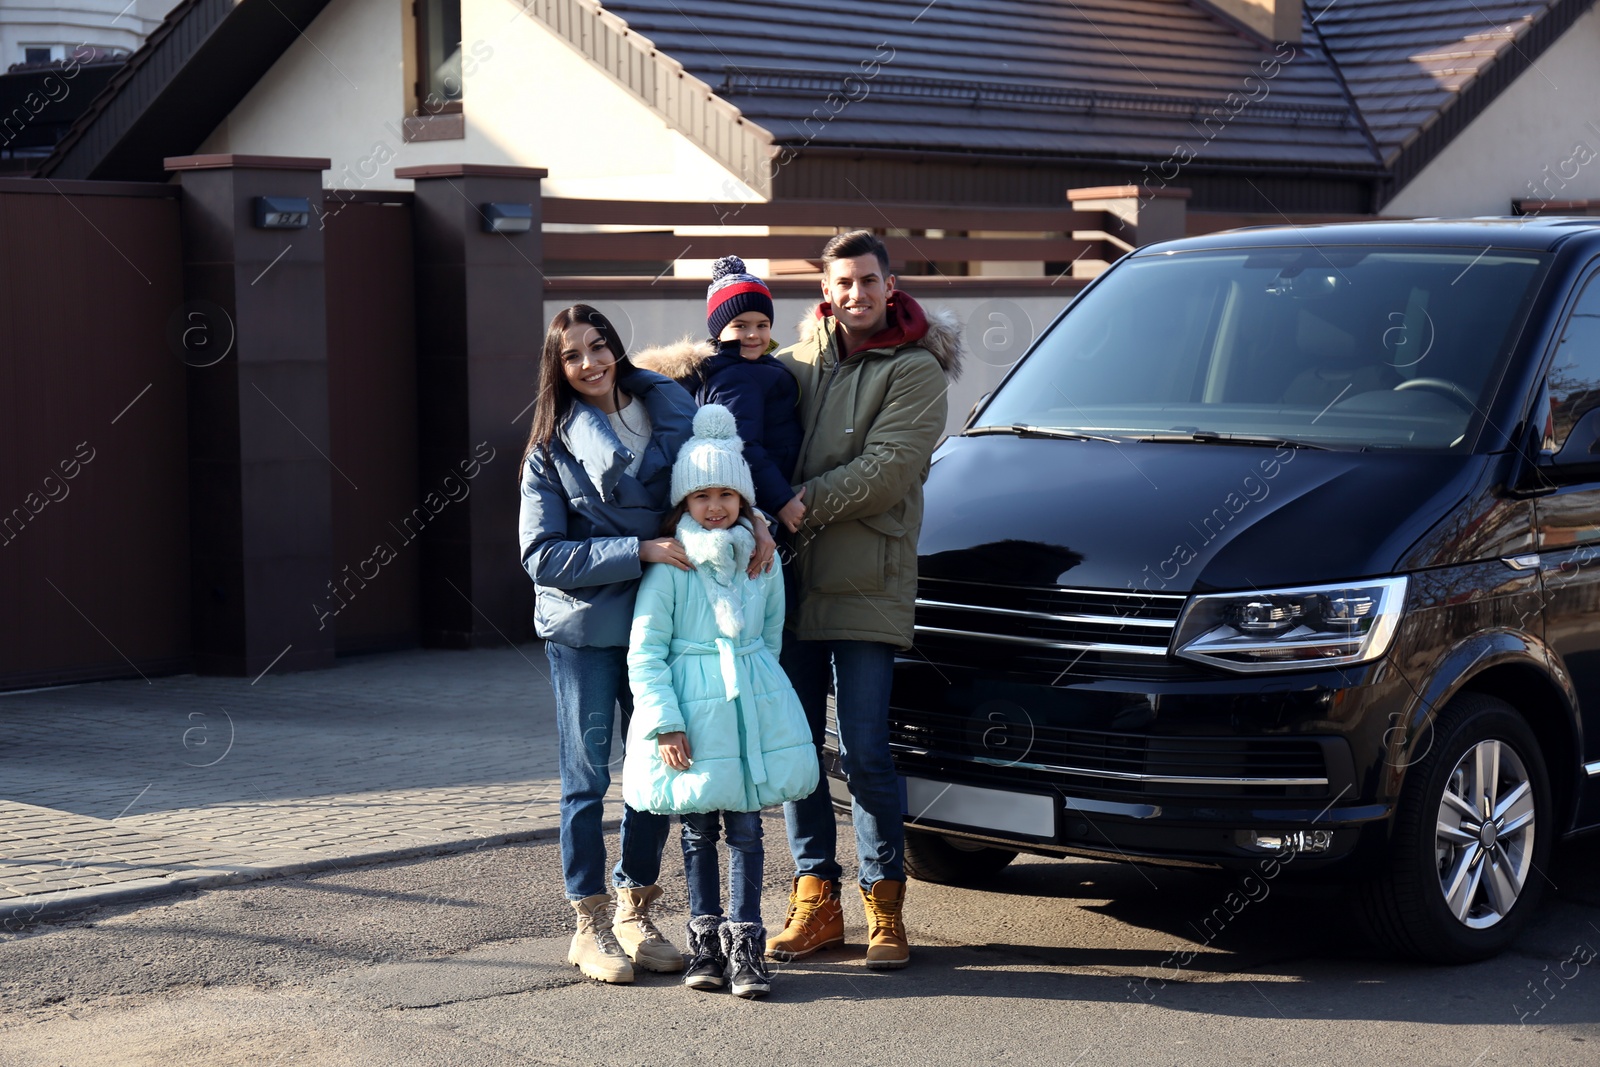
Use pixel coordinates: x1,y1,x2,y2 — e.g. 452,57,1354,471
980,247,1549,450
1546,273,1600,450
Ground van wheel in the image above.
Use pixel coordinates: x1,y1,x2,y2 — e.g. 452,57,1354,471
1357,693,1551,963
903,828,1017,885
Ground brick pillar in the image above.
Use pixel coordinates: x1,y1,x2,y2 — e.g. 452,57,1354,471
1067,185,1191,279
395,164,546,648
166,153,336,676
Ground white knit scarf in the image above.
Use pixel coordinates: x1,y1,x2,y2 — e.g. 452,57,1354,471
675,514,755,639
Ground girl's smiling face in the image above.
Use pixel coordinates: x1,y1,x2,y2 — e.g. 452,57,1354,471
718,313,772,360
686,487,743,530
560,321,617,406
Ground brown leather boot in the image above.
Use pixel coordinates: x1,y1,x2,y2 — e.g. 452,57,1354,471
764,875,844,960
861,879,910,969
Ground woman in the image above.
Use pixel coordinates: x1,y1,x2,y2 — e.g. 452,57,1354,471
518,305,773,985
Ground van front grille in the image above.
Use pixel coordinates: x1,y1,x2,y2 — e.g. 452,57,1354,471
913,577,1193,681
888,704,1337,800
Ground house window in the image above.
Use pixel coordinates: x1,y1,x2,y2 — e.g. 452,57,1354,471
23,46,55,65
415,0,463,113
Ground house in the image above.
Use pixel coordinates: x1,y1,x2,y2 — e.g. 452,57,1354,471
0,0,171,171
33,0,1600,218
0,49,123,171
0,0,167,67
11,0,1600,689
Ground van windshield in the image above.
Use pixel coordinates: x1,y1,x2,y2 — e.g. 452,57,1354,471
977,246,1549,451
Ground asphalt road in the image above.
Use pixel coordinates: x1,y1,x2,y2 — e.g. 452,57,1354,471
2,817,1598,1066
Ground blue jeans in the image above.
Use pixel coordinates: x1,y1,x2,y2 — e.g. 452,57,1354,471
780,639,904,889
681,810,764,925
546,641,672,901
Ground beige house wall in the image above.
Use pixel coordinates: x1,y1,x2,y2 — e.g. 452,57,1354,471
196,0,764,201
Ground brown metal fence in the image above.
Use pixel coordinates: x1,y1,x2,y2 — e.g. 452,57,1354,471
323,193,421,656
541,197,1109,276
0,178,189,689
4,172,1347,690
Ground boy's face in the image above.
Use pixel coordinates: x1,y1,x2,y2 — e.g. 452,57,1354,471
686,487,742,530
718,313,772,360
823,253,894,339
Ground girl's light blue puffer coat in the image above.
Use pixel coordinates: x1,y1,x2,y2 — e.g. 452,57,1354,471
623,518,818,814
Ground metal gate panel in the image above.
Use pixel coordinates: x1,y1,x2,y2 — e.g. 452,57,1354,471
322,197,421,655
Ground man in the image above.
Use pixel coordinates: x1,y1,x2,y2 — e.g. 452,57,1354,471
768,230,964,969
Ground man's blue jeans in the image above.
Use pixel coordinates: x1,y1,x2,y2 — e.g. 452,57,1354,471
546,641,671,901
681,810,764,925
780,639,904,889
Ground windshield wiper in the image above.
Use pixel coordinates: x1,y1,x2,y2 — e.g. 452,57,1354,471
1131,431,1334,450
964,424,1123,444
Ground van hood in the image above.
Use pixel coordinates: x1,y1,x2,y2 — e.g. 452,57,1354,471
918,436,1502,594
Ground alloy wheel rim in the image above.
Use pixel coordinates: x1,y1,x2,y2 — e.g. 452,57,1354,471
1434,738,1537,930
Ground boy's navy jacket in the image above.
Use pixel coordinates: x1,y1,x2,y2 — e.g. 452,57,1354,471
631,338,803,514
518,365,697,648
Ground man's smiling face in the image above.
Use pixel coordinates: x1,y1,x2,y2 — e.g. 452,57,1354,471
823,252,894,340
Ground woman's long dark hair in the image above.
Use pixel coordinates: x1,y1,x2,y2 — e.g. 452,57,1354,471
521,304,637,470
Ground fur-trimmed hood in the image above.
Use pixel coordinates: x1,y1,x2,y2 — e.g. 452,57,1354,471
630,337,715,381
797,293,966,381
632,336,786,386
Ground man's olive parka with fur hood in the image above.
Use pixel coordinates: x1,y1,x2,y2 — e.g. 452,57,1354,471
778,291,965,648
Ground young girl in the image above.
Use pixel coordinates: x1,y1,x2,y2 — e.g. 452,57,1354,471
623,404,818,998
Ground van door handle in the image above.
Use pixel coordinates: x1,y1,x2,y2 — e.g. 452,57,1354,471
1500,553,1541,571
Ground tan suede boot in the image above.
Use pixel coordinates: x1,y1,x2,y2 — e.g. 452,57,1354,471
613,885,685,973
861,880,910,969
765,875,845,961
569,894,634,984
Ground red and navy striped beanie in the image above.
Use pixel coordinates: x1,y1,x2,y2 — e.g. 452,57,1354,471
706,255,775,339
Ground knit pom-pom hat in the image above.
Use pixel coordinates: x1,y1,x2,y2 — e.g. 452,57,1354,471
671,403,757,507
706,255,775,340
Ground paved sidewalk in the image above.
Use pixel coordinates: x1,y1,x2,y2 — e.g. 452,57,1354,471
0,645,618,928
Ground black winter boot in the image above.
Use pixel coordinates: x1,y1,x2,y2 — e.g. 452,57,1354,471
683,914,728,991
721,921,772,999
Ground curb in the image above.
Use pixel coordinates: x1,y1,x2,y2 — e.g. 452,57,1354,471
2,819,621,931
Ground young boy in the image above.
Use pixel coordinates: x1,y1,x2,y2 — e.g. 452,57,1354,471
632,257,806,531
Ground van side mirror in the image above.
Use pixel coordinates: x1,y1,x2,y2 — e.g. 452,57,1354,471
1549,408,1600,471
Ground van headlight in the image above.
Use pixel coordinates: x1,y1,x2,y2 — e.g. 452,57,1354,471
1171,577,1407,672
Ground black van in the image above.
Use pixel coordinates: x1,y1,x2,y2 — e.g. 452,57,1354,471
859,219,1600,963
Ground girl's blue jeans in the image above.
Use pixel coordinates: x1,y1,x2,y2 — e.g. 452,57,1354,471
546,641,671,901
681,810,764,925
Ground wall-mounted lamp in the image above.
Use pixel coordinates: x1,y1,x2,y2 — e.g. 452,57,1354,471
481,202,533,234
254,196,311,230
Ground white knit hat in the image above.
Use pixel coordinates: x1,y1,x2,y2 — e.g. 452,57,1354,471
672,404,756,507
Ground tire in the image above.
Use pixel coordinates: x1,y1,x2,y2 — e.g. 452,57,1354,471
903,828,1018,885
1356,693,1552,963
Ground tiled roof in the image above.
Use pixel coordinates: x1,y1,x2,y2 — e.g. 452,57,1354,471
35,0,1599,207
602,0,1381,171
1315,0,1551,162
1310,0,1595,193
